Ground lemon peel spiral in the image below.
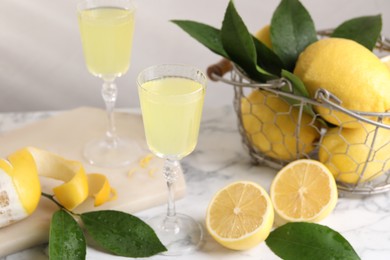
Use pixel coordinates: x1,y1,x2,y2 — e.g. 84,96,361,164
0,147,116,228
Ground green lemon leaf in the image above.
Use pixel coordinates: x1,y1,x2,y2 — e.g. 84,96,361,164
280,70,315,116
271,0,317,71
221,0,274,82
281,69,309,98
266,222,361,260
81,210,166,257
171,20,228,58
253,37,284,76
49,209,86,260
331,15,382,50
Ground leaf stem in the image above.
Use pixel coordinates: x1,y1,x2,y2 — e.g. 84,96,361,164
41,192,80,216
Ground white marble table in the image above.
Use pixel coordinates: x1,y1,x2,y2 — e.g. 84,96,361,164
1,107,390,260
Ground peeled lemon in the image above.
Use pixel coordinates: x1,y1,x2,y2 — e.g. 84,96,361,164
0,148,41,227
206,181,274,250
0,147,116,228
270,159,338,225
294,38,390,128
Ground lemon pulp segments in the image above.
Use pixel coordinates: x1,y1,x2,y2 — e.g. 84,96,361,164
271,159,338,223
206,181,274,250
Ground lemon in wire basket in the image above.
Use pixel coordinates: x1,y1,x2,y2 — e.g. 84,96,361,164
319,123,390,184
241,89,321,161
294,38,390,128
173,0,390,193
292,38,390,186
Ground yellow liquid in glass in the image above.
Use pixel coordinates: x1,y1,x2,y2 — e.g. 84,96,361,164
78,7,135,77
139,77,205,159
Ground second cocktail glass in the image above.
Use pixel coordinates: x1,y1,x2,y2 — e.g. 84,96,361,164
78,0,136,167
137,64,206,255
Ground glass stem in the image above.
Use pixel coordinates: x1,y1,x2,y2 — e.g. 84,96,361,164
163,159,180,218
102,78,118,147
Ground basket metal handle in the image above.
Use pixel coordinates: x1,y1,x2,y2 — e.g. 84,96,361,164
315,88,390,130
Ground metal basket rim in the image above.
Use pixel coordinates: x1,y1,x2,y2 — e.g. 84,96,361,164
216,63,390,129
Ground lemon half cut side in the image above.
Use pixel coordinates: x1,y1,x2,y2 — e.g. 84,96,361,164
270,159,338,224
206,181,274,250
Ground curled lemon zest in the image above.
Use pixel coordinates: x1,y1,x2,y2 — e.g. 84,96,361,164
127,154,158,178
139,153,154,168
87,173,117,206
28,147,90,210
1,147,116,215
148,168,157,178
128,168,136,178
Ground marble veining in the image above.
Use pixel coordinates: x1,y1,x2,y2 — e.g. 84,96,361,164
1,106,390,260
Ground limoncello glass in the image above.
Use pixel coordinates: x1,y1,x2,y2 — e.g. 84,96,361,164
77,0,138,167
78,7,134,77
139,77,204,159
138,64,206,255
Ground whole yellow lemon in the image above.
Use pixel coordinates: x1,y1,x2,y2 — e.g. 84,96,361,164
255,25,272,49
294,38,390,128
319,124,390,184
241,90,321,161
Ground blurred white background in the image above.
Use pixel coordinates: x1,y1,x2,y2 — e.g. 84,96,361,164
0,0,389,112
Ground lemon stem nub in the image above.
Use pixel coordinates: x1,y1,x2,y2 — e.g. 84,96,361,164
41,192,79,216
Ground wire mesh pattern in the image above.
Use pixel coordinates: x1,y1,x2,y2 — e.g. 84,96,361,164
209,36,390,194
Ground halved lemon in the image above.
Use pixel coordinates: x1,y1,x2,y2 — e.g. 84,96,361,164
206,181,274,250
270,159,338,224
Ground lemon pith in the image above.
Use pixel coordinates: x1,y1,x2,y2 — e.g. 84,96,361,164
0,168,30,227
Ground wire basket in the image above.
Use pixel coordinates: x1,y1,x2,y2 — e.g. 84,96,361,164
207,35,390,195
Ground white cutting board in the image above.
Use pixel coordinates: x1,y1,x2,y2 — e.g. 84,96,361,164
0,107,186,257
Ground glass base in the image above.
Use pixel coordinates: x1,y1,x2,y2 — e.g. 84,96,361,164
147,213,203,256
83,137,140,168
